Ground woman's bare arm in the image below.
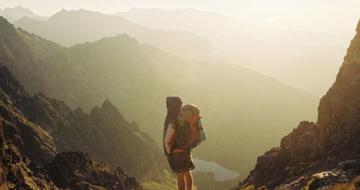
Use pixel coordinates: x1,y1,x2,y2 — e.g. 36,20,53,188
164,124,176,154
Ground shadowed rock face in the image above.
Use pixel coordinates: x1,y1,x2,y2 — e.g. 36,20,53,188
317,21,360,157
0,65,57,189
237,20,360,190
0,65,148,189
0,65,56,165
18,89,166,180
46,152,143,190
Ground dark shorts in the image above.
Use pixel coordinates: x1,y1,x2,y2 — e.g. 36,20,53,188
167,150,195,173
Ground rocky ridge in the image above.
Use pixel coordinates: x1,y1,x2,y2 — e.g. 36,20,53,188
237,20,360,190
0,62,167,180
0,64,150,189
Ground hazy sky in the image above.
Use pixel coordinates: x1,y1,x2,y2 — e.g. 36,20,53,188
0,0,359,35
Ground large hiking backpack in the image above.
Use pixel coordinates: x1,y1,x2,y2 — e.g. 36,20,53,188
173,119,207,150
172,120,191,150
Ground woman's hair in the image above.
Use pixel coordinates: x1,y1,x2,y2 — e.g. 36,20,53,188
181,104,200,118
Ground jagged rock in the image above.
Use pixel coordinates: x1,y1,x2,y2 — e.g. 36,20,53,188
307,171,338,190
280,121,321,162
0,100,56,165
239,122,322,189
275,171,340,190
0,124,58,189
25,93,167,180
237,20,360,190
46,152,143,190
0,65,146,189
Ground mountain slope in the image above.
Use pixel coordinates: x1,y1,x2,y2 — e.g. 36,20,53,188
0,16,317,175
14,9,212,62
119,8,348,95
237,20,360,190
0,65,143,190
118,8,253,43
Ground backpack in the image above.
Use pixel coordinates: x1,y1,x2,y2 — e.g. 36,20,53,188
172,118,207,151
172,120,191,150
188,119,207,149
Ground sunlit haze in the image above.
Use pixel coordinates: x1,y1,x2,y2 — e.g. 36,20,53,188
1,0,359,35
0,1,360,189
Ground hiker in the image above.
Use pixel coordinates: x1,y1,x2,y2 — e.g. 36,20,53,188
163,97,206,190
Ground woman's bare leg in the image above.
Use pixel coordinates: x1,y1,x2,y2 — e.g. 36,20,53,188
184,170,193,190
177,172,186,190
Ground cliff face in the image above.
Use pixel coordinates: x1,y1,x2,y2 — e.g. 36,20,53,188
237,21,360,190
318,21,360,157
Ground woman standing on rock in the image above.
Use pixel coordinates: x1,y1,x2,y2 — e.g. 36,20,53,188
163,96,206,190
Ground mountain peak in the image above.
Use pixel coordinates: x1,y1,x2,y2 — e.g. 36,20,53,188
59,8,69,13
90,99,124,121
4,6,28,11
50,8,103,20
99,99,127,121
0,6,45,22
101,99,116,110
96,34,137,45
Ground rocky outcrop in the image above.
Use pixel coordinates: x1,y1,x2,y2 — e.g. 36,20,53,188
0,66,56,164
0,65,149,189
237,20,360,190
19,90,166,180
317,21,360,158
0,67,55,189
46,152,143,190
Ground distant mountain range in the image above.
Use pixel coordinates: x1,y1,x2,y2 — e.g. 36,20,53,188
0,16,317,176
13,9,213,63
0,6,45,22
237,20,360,190
0,7,352,95
119,8,350,95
